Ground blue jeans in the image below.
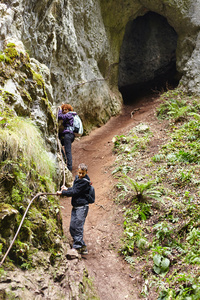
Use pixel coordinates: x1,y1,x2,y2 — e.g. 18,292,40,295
70,205,89,249
64,132,74,171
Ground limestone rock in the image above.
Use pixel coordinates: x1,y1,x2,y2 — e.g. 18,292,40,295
1,0,200,125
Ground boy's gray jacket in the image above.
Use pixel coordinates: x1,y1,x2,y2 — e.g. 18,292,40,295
61,175,91,207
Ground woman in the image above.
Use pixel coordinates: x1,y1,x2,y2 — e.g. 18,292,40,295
58,104,75,172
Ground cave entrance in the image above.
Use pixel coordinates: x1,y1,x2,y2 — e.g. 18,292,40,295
118,12,179,104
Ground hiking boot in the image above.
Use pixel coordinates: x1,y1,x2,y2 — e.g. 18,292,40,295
81,248,88,255
77,247,88,255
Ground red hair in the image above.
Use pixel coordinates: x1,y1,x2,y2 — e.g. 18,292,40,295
61,104,73,112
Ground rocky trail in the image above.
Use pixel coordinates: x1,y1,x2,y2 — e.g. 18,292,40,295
60,94,163,300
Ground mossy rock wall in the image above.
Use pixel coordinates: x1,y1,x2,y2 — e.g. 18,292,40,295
1,1,200,127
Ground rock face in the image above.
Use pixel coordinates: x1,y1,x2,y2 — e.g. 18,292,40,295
0,251,87,300
1,0,200,124
14,0,122,128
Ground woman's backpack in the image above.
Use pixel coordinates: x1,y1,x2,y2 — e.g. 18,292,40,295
73,114,83,136
67,112,83,136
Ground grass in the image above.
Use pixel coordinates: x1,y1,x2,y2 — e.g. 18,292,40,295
112,87,200,299
0,116,55,179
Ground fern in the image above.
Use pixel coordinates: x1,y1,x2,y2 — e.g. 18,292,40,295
121,175,162,201
124,256,135,266
189,112,200,121
167,103,191,122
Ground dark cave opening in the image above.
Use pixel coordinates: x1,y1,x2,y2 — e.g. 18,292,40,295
118,12,180,104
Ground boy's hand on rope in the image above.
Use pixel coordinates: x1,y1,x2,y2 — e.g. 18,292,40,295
56,185,68,195
61,185,68,191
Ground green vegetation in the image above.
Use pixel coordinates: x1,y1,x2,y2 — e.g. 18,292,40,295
0,43,18,64
0,53,11,63
79,270,100,300
0,110,61,268
112,88,200,299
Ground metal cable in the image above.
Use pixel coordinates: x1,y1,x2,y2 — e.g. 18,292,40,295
66,62,118,100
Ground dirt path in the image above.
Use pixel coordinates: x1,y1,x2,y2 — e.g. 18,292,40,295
60,94,161,299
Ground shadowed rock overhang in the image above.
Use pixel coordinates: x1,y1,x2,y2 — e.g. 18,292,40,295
118,12,179,103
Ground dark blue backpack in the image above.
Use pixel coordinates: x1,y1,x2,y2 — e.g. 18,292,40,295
83,179,95,204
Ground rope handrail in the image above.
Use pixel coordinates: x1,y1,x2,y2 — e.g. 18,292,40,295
56,107,66,186
0,192,57,266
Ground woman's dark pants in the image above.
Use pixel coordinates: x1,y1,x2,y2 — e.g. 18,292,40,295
64,132,74,171
70,206,89,249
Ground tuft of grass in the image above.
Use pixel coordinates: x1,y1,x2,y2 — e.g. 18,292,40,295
0,116,55,178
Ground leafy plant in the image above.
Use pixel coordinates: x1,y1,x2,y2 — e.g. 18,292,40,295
112,165,133,175
154,222,174,243
112,87,200,299
121,221,148,256
124,255,135,266
157,91,191,122
120,175,162,201
186,227,200,245
153,253,170,275
158,273,200,299
189,112,200,121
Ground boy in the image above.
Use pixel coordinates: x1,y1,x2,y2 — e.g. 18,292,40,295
57,163,91,254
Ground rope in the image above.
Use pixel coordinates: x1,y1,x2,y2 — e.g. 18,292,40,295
0,192,57,266
56,107,66,186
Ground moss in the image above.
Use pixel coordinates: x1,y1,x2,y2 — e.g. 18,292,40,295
79,270,100,300
4,44,19,60
32,70,44,86
0,53,11,63
0,90,16,105
0,203,18,218
0,101,15,119
0,42,63,267
11,187,23,204
20,89,32,104
0,203,18,239
0,116,59,257
0,62,15,79
6,43,16,48
20,51,30,65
